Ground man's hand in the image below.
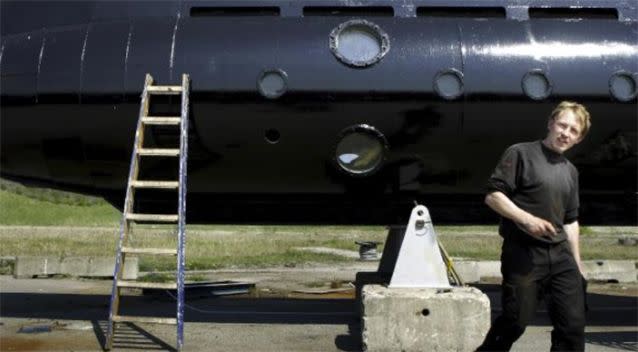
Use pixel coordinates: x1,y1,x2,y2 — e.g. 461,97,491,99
565,221,585,277
485,191,557,238
519,214,557,238
576,260,586,278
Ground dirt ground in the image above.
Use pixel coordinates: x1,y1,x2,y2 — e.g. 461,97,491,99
1,265,637,352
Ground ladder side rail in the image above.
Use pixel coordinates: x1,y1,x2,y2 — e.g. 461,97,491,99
176,73,190,351
125,73,154,214
106,73,154,350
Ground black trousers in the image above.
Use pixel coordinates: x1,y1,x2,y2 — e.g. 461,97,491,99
477,239,586,352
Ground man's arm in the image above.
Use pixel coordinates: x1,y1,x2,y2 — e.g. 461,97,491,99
485,191,557,238
565,221,585,276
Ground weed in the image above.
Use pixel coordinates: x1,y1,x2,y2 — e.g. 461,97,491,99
187,274,208,282
139,273,174,283
304,281,327,288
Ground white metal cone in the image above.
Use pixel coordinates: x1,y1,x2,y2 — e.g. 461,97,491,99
389,205,451,288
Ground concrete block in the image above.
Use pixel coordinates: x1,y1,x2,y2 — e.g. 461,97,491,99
456,260,638,283
583,260,637,283
14,256,138,279
618,236,638,246
14,257,61,278
451,261,501,283
477,261,502,279
451,262,480,283
361,285,490,352
60,257,138,279
117,258,139,280
59,257,91,276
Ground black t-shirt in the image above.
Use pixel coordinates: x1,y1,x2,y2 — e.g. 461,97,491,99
487,140,579,244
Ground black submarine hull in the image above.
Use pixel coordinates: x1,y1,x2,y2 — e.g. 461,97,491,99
1,1,636,224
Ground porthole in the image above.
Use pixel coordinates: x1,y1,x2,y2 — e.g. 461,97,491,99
522,70,552,100
334,124,388,176
609,71,637,102
434,69,464,100
265,129,281,144
329,19,390,68
257,69,288,99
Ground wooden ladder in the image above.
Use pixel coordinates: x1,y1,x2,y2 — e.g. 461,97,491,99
106,73,190,351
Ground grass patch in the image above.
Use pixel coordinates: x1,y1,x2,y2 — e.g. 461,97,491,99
0,226,381,270
0,190,120,226
0,258,14,275
1,226,636,272
133,272,209,283
0,180,635,266
304,281,328,288
138,272,174,283
187,274,209,282
0,178,104,206
438,235,502,260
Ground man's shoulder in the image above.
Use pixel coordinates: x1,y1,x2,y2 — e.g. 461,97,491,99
505,141,540,154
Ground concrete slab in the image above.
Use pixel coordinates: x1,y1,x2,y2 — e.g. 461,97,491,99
452,261,481,283
361,285,490,352
295,246,360,259
0,272,636,352
14,256,137,279
584,260,637,283
476,260,502,279
454,260,637,283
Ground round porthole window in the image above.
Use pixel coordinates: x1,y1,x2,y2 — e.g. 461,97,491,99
522,70,552,100
334,124,389,176
257,69,288,99
330,19,390,68
609,71,637,102
265,129,281,144
434,69,464,100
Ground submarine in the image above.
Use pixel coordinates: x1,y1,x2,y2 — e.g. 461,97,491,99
1,0,637,224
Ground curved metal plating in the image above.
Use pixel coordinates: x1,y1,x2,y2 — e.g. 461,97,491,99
0,0,636,224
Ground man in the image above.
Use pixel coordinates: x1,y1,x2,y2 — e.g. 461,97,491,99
477,101,591,351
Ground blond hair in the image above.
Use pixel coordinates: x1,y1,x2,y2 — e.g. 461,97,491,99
550,101,592,138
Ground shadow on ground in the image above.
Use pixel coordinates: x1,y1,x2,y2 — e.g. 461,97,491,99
585,331,638,351
1,291,360,351
472,283,638,326
1,284,636,351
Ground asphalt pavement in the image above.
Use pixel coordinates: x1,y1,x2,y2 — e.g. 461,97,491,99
0,269,636,352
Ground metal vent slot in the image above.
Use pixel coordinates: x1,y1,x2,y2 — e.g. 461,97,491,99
417,7,506,18
190,6,280,17
529,8,618,20
304,6,394,17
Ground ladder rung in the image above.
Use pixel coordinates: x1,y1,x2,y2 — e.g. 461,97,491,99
137,148,180,157
121,247,178,255
131,180,179,189
126,213,179,222
112,315,177,325
147,85,182,95
141,117,181,125
117,280,177,290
